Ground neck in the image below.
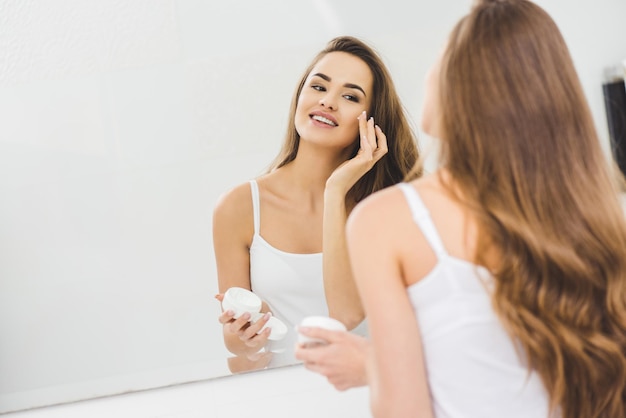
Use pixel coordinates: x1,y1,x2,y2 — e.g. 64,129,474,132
283,141,353,188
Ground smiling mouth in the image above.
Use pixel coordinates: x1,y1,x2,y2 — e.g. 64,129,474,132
311,115,338,127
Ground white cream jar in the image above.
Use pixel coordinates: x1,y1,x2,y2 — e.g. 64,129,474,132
297,316,347,347
221,287,262,318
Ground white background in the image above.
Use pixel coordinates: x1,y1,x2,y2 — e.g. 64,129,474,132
1,0,625,414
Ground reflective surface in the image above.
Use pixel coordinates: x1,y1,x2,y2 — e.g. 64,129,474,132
0,0,623,413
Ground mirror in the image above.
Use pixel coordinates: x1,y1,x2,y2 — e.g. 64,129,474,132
0,0,621,414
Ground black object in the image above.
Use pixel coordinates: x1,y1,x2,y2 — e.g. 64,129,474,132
603,78,626,176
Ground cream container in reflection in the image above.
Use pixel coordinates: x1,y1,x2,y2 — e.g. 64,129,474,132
222,287,288,350
297,316,347,347
221,287,262,318
250,312,288,341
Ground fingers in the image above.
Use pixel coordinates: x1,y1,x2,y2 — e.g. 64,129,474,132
296,345,331,376
374,125,389,160
294,328,343,367
366,114,377,152
234,312,270,346
294,344,312,362
241,312,272,341
242,330,270,350
358,111,388,162
295,342,362,391
358,111,373,158
230,312,253,332
218,309,235,325
294,338,331,365
220,311,272,346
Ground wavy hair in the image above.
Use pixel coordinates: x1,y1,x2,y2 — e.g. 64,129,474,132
434,1,626,417
267,36,420,205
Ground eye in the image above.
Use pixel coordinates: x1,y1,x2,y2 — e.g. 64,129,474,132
311,84,325,92
343,94,360,103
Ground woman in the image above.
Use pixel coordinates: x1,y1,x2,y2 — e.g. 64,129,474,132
347,1,626,417
213,36,419,371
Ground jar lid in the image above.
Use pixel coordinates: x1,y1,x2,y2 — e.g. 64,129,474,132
297,316,347,346
300,315,346,331
222,287,262,318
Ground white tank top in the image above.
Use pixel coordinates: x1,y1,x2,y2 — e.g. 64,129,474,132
398,183,552,418
248,180,327,365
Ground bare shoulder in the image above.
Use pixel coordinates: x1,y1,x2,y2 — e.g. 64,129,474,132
212,181,254,240
414,172,478,262
347,174,451,285
346,180,419,246
213,182,252,219
349,184,406,226
348,174,441,228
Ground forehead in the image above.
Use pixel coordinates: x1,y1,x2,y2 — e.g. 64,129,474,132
309,51,373,93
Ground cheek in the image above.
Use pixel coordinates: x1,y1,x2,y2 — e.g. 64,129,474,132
420,101,440,138
421,83,440,136
344,117,360,140
421,60,444,137
420,99,432,134
294,97,310,124
297,88,317,108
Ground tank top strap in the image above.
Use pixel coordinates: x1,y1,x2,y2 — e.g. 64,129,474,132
397,182,448,259
249,180,260,235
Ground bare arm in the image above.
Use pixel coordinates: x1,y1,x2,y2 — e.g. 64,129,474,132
322,188,363,329
346,188,433,418
323,112,388,329
213,183,272,358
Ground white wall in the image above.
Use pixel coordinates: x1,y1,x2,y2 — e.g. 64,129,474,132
1,0,625,415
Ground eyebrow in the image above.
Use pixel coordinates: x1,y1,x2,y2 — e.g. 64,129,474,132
312,72,367,97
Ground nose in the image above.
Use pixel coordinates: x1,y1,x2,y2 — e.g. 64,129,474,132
319,94,336,110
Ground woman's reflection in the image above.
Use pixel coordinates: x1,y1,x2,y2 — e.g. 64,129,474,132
213,36,420,372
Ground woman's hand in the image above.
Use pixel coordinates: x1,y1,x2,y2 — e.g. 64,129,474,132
294,327,370,391
216,293,272,358
326,110,389,195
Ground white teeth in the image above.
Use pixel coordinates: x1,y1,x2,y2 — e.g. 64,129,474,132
312,115,337,126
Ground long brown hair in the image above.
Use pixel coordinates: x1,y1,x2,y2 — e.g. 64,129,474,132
268,36,420,205
436,1,626,417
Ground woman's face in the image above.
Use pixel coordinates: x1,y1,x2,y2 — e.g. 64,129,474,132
295,51,373,151
421,52,442,139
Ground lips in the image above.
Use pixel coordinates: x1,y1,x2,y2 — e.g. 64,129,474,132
310,111,338,127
